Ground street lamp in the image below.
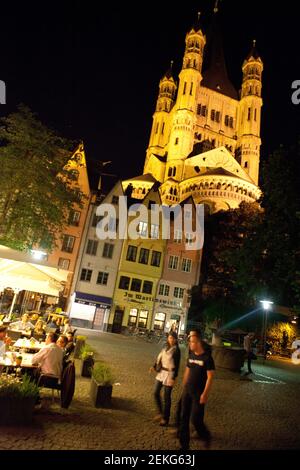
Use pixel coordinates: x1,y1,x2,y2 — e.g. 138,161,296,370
259,300,273,358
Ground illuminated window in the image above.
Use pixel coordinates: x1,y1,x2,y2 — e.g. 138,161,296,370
69,210,81,226
159,284,169,296
150,224,159,239
62,235,75,253
58,258,70,270
168,255,179,270
138,310,148,328
128,308,138,327
181,258,192,272
138,221,148,237
174,287,184,298
154,312,166,330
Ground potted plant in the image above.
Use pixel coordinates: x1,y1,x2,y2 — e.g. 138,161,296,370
73,335,86,358
90,362,114,407
15,355,23,366
79,344,94,377
0,374,39,425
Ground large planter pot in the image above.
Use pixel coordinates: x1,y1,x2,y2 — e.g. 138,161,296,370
73,338,86,359
81,355,94,378
0,397,35,425
212,346,245,372
90,378,112,408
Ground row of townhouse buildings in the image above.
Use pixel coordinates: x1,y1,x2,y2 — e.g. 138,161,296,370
67,181,202,334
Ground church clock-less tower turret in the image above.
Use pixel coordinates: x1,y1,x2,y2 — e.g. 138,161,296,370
144,63,177,173
236,40,263,185
165,14,206,183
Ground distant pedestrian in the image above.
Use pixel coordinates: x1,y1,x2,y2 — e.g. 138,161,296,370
178,331,215,450
150,331,181,426
243,332,256,374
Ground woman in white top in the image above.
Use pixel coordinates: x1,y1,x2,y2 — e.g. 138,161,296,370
150,331,181,426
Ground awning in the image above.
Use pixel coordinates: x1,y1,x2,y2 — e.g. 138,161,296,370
75,292,112,306
0,245,69,297
170,314,181,321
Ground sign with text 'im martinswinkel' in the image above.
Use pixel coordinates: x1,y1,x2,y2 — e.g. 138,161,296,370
0,80,6,104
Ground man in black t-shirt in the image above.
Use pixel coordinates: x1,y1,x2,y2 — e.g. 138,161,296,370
178,332,215,450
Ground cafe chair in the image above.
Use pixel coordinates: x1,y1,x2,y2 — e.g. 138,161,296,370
7,330,22,341
38,374,61,402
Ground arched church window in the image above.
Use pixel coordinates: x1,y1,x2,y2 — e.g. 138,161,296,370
172,167,176,177
168,167,172,177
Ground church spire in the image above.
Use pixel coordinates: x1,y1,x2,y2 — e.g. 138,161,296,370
201,4,238,99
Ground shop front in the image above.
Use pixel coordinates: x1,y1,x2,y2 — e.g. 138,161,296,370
69,292,111,330
152,301,187,335
109,290,155,334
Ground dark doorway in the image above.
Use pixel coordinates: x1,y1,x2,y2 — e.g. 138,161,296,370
112,309,124,334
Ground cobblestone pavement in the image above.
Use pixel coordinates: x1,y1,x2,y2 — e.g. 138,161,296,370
0,330,299,450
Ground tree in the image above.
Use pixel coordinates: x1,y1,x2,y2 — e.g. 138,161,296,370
0,105,85,251
228,140,300,308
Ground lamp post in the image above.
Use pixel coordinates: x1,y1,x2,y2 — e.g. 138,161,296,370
259,300,273,359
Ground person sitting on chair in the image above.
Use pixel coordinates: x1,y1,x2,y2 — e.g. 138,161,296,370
34,319,46,337
0,326,12,356
62,318,73,335
64,332,75,359
10,314,35,332
32,332,63,377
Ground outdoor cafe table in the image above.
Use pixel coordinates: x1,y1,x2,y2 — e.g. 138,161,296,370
0,352,37,369
13,338,45,352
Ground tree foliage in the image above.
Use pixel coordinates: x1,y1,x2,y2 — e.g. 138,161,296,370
0,105,85,251
196,138,300,328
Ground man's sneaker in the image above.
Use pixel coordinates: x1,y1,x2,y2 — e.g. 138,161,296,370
159,419,168,426
167,427,178,436
153,414,162,422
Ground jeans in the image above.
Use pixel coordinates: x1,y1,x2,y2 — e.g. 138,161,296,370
154,379,173,422
178,388,211,450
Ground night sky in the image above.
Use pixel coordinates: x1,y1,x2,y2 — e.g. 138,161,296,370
1,0,299,189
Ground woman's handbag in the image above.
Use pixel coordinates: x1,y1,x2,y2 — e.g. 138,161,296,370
154,359,162,372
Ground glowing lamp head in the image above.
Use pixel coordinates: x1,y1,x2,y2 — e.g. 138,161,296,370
31,250,47,261
260,300,273,311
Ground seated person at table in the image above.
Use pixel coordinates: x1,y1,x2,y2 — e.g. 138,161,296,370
34,319,46,336
57,335,69,362
32,332,63,377
65,332,75,356
0,326,12,356
10,314,35,331
62,318,73,335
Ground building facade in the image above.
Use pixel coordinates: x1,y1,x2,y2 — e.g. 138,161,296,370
152,197,202,333
68,182,124,329
108,186,166,333
47,144,91,309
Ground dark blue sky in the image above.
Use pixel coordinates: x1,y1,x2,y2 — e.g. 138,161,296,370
1,0,299,188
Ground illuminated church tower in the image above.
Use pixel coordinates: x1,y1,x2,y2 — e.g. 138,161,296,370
123,2,263,213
